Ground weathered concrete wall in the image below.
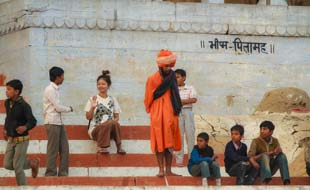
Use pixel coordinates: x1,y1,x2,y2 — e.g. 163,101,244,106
30,29,310,126
0,0,309,177
0,29,32,96
0,0,309,125
195,112,310,176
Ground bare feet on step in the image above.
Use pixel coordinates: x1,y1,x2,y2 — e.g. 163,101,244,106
156,169,165,177
165,171,181,176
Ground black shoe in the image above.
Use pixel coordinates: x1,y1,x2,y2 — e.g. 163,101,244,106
283,179,290,185
262,178,271,185
244,177,256,185
306,162,310,176
236,177,244,185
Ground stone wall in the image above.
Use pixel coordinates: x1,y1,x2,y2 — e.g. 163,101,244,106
0,0,309,177
0,0,309,125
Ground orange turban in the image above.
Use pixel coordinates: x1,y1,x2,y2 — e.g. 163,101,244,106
156,49,176,68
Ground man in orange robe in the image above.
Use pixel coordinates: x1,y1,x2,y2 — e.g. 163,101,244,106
144,49,182,177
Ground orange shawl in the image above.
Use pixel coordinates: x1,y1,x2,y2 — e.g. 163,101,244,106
144,50,181,153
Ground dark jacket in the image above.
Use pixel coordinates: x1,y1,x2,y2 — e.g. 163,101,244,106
4,97,37,137
224,141,249,172
248,137,280,157
188,145,214,172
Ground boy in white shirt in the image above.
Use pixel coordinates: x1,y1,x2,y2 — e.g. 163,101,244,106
174,69,197,167
43,66,73,176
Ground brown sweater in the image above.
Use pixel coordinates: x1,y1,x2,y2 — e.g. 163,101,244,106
248,137,280,157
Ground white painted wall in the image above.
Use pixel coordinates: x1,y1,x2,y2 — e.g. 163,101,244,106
0,0,309,125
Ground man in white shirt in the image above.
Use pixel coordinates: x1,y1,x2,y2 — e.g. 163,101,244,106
43,66,73,176
175,69,197,167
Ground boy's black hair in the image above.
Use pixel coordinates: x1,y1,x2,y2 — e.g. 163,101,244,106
260,120,275,131
49,66,64,82
175,69,186,77
6,79,23,95
197,132,209,141
231,124,244,136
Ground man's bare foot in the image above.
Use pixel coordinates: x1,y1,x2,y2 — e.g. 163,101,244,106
156,170,165,177
165,171,181,176
30,158,40,178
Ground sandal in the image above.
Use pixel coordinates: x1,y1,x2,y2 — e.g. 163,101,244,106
117,149,126,155
97,147,109,154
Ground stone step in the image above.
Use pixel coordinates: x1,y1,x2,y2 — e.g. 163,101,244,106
0,167,283,178
0,153,224,167
0,126,154,155
0,165,281,178
0,166,192,177
0,154,208,167
0,154,230,178
0,139,153,154
0,176,308,186
0,125,150,140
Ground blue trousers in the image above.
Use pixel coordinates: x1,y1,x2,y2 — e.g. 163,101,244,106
257,153,290,183
190,161,221,178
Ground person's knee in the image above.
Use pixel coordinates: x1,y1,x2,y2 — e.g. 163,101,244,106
12,162,23,173
4,161,13,170
111,120,119,126
212,161,219,168
238,161,248,170
276,152,287,160
261,153,269,159
260,154,270,163
275,153,288,165
200,161,209,167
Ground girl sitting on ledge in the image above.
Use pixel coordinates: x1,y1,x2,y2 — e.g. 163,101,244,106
84,70,126,155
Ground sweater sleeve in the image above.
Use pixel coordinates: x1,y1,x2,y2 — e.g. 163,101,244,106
248,140,258,157
23,103,37,130
190,148,212,164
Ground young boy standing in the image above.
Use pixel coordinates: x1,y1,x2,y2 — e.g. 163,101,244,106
43,67,73,176
248,120,290,185
3,79,39,185
187,132,221,186
224,124,257,185
174,69,197,167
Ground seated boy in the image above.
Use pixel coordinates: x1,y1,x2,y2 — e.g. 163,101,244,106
248,121,290,185
224,124,258,185
187,132,221,186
